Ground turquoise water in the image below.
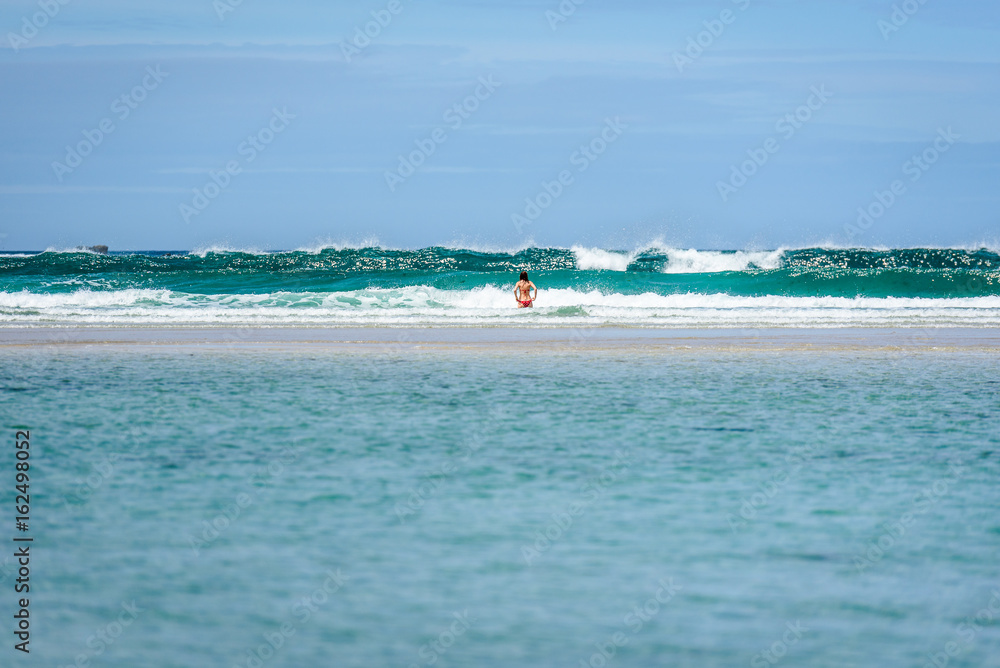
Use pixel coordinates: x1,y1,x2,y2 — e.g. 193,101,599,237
2,246,1000,327
3,347,999,667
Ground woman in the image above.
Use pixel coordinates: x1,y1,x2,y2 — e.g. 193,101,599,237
515,271,537,308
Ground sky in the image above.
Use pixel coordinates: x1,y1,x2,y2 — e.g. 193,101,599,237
0,0,997,251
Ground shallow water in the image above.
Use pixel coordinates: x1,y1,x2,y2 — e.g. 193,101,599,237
3,347,999,667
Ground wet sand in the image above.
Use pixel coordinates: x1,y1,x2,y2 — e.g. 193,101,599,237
1,327,998,353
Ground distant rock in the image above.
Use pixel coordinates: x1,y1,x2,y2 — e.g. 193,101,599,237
78,245,109,254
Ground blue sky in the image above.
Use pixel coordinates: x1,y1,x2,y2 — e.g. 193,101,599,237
0,0,997,250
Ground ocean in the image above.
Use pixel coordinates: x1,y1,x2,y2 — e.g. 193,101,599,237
4,346,999,667
2,245,998,667
1,245,999,328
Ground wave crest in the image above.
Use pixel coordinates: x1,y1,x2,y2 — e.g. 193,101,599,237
659,248,787,274
571,247,635,271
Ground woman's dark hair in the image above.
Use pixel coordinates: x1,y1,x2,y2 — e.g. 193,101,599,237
519,271,529,281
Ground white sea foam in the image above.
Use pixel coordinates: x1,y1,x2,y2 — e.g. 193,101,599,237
188,245,273,257
571,247,635,271
440,238,539,255
41,246,106,255
0,288,173,308
292,237,383,254
3,286,999,329
657,248,787,273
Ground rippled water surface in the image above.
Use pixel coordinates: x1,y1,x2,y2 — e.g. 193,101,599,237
3,347,999,667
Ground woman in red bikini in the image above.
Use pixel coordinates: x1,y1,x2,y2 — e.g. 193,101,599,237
515,271,537,308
